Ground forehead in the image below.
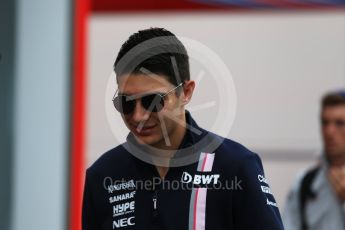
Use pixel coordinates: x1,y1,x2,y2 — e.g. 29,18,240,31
322,105,345,119
117,73,172,95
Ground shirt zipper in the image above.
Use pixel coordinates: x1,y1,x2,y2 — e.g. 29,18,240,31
152,190,158,217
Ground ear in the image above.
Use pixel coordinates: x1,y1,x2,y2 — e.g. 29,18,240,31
181,80,195,105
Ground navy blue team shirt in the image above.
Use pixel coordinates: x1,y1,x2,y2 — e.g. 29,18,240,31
82,111,284,230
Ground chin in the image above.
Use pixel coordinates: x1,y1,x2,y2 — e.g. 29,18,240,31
326,149,345,160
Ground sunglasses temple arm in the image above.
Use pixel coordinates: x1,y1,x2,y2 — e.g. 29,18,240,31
112,88,119,101
162,82,184,97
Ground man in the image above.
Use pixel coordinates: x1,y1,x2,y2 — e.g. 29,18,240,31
283,91,345,230
82,27,283,230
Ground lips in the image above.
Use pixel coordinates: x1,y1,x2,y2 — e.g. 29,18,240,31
131,124,157,136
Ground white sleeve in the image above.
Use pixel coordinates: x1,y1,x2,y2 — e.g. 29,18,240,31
282,172,305,230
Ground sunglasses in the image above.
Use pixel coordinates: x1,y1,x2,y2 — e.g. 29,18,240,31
112,82,184,114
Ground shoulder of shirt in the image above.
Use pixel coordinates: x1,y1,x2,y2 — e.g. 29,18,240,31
209,132,258,161
202,132,264,179
204,131,261,173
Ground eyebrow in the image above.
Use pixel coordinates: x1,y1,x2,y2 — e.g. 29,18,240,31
115,84,179,100
118,91,166,99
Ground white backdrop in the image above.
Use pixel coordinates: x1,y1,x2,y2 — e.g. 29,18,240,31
87,11,345,207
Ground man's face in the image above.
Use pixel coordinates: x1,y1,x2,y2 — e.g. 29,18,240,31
117,73,185,148
321,105,345,162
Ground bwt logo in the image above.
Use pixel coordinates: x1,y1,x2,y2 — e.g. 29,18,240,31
181,172,220,185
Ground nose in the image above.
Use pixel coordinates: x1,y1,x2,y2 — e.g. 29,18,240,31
323,122,337,139
131,99,150,123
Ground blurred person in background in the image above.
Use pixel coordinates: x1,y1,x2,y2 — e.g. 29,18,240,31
82,27,284,230
283,90,345,230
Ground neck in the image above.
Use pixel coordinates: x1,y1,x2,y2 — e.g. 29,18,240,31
165,112,187,150
153,111,187,151
150,111,187,168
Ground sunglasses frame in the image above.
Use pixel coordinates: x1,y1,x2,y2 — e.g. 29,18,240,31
112,82,185,114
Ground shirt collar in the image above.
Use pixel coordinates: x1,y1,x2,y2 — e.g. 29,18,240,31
311,154,329,192
176,110,202,148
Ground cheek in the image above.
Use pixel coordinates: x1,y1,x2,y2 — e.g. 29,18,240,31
163,97,175,108
122,115,135,128
155,111,175,130
122,114,129,123
340,130,345,143
122,119,131,130
322,127,331,140
163,97,183,114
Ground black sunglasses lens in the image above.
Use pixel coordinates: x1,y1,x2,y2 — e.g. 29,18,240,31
113,96,135,114
141,94,164,112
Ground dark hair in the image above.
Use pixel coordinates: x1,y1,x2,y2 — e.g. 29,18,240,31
114,27,190,87
322,90,345,108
